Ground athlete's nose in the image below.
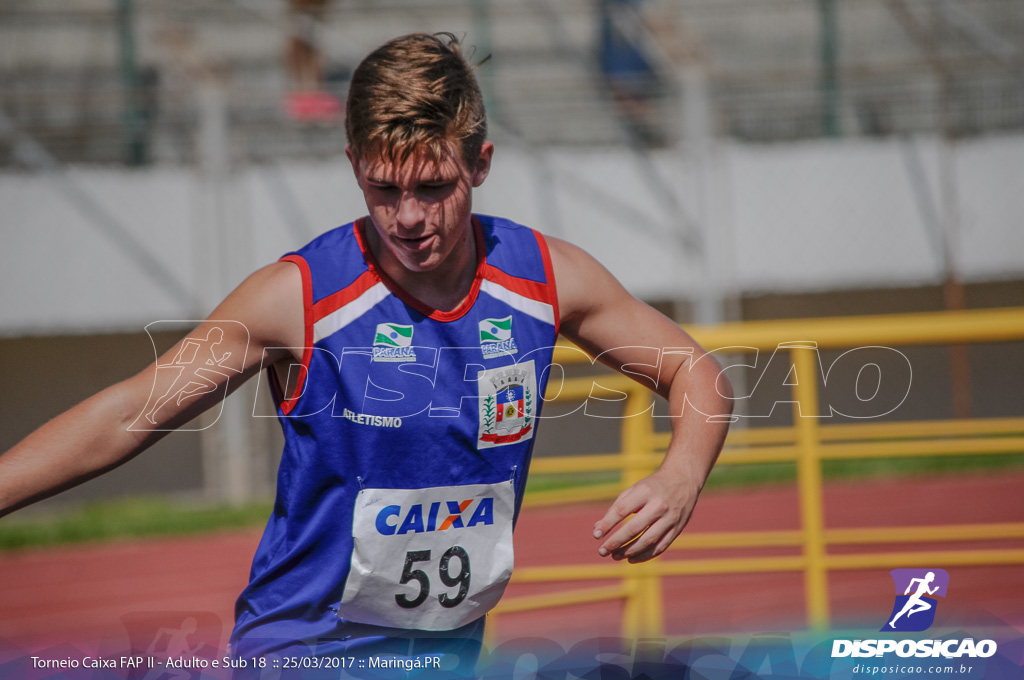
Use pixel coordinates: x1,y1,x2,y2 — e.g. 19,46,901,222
396,193,426,231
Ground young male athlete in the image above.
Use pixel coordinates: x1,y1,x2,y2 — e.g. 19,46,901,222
0,33,731,673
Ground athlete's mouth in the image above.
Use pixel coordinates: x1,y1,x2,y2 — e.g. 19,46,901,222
395,234,435,251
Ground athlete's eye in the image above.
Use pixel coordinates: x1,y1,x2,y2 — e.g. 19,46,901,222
369,183,400,196
420,182,456,198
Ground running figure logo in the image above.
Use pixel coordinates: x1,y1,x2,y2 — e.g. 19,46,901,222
129,321,249,431
139,616,204,680
881,568,950,632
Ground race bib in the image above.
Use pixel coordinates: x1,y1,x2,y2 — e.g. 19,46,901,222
338,481,515,631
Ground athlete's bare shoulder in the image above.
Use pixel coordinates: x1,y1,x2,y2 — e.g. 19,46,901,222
545,235,635,337
209,259,306,362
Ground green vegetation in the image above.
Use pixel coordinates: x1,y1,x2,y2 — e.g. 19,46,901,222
526,452,1024,495
706,452,1024,489
1,453,1021,552
0,496,272,552
523,470,620,493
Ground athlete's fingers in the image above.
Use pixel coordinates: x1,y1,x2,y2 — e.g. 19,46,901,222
613,517,672,560
593,486,646,541
598,501,664,556
621,538,667,564
595,471,700,558
599,515,649,557
618,542,657,563
616,518,682,563
612,516,674,561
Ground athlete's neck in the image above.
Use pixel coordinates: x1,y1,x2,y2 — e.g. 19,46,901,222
364,218,479,313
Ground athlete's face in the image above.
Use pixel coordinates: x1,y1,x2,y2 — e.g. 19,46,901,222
348,141,493,276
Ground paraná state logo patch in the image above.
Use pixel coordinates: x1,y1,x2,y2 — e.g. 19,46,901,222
373,322,415,363
479,315,518,359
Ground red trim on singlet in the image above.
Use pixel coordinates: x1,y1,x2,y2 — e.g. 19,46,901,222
311,269,380,322
479,262,550,303
354,217,487,323
476,230,560,332
533,230,561,335
278,254,313,416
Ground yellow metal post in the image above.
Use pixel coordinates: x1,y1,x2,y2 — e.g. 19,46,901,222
637,560,664,637
789,343,830,631
618,386,664,637
620,386,653,487
483,616,498,649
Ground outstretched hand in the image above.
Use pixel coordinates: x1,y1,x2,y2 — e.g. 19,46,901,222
592,468,701,563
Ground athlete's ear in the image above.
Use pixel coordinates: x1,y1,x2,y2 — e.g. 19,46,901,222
345,146,363,183
471,142,494,188
347,146,374,195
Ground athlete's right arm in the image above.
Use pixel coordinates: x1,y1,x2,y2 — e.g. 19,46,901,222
0,261,305,519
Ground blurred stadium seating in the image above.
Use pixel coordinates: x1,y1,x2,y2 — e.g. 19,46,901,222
1,0,1022,167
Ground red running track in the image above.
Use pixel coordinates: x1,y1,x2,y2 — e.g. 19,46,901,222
2,473,1022,656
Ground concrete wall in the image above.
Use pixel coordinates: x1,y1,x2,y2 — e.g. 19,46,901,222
2,135,1022,335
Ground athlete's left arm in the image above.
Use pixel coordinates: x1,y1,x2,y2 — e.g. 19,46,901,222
547,236,733,563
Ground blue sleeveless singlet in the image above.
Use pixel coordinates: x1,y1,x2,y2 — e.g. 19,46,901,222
230,215,559,661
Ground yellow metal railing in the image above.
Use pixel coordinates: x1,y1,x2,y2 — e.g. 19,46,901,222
488,307,1024,640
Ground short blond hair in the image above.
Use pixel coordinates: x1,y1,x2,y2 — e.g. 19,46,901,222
345,33,488,165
